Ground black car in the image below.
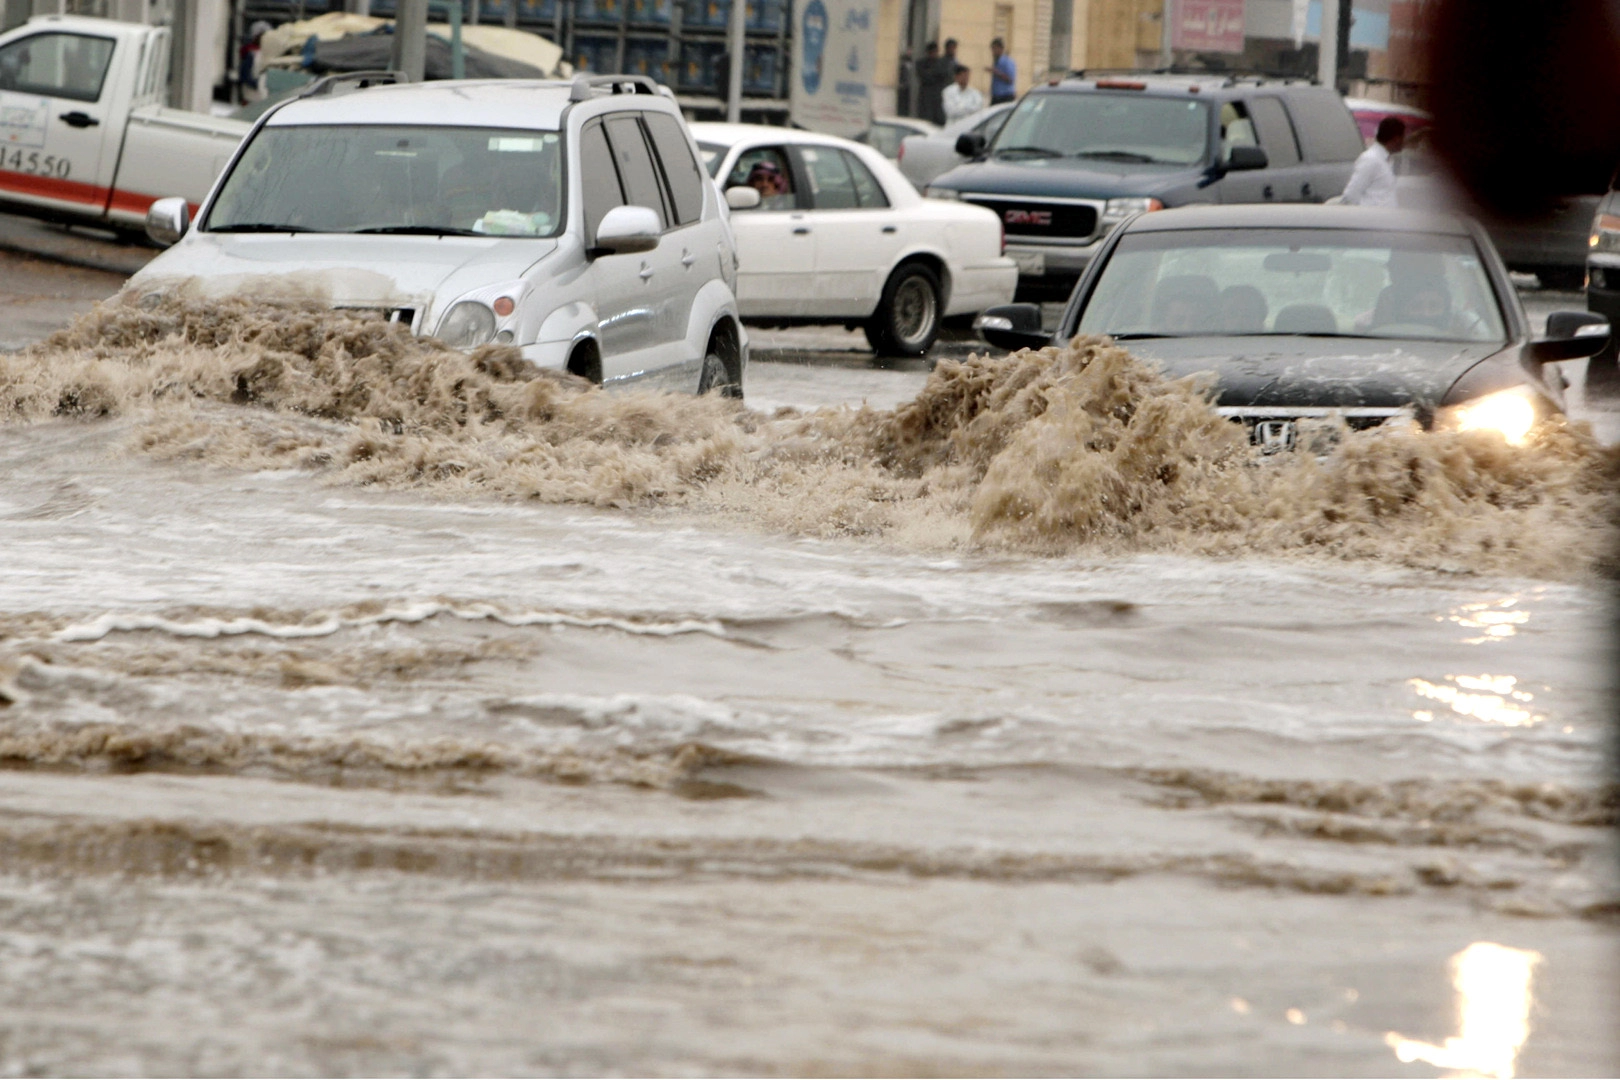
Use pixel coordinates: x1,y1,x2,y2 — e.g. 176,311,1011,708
926,74,1367,302
976,205,1608,447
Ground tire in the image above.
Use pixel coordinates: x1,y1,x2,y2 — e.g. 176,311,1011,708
697,350,742,399
1534,265,1586,291
865,262,943,357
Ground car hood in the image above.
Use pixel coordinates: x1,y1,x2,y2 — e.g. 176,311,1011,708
1099,335,1507,409
129,234,558,313
931,156,1195,199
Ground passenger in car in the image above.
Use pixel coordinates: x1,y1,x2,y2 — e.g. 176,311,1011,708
1152,274,1219,332
746,160,795,210
1219,284,1268,333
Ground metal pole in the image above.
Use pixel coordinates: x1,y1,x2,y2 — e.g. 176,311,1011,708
1049,0,1072,78
1317,0,1338,89
1160,0,1173,70
726,0,745,122
394,0,429,81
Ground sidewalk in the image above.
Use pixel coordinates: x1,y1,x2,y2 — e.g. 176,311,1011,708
0,211,155,277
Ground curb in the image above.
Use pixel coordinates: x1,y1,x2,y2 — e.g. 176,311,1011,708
0,218,152,277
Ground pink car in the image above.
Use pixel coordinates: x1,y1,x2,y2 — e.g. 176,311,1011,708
1343,97,1432,145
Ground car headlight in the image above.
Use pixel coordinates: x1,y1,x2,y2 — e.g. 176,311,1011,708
1436,385,1539,446
437,301,497,349
1590,212,1620,255
1103,197,1164,219
925,187,961,200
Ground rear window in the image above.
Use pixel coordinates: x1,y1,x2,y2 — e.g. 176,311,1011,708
1282,88,1365,163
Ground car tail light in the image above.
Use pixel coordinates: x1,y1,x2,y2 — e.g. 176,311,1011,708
897,141,905,162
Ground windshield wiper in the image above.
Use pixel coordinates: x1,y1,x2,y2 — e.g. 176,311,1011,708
351,225,487,236
995,145,1066,159
208,223,317,234
1074,150,1161,163
1109,332,1174,340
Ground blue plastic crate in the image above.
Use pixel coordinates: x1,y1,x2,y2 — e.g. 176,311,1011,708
574,0,622,23
572,34,620,73
747,0,783,33
681,0,727,28
677,38,725,91
627,0,672,24
743,42,778,93
623,38,675,82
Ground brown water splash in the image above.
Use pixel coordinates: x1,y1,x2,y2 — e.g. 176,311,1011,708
4,293,1615,576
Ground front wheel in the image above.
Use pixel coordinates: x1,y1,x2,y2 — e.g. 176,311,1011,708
865,262,942,357
697,351,742,399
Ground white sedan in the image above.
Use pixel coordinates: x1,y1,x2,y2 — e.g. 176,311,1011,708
692,123,1017,356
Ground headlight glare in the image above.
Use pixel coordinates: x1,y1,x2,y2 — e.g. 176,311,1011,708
1104,197,1164,218
438,301,497,349
1438,386,1538,446
1591,212,1620,255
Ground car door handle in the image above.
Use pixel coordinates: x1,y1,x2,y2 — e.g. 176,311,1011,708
882,225,897,234
58,111,99,128
792,227,811,235
638,262,654,281
680,248,695,268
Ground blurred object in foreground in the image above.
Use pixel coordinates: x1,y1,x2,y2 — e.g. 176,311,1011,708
1429,0,1620,215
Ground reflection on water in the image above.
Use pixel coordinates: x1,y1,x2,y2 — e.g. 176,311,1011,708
1445,599,1531,645
1410,675,1543,728
1385,942,1541,1079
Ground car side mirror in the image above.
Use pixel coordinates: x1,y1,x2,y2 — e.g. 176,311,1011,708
145,196,190,247
1225,145,1268,172
1531,310,1610,361
975,303,1052,352
591,204,661,257
724,185,761,211
955,132,987,158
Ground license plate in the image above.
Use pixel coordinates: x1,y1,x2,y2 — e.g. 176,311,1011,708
1011,250,1046,276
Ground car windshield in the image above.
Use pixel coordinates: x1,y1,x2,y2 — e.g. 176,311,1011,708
1075,228,1508,345
991,92,1211,166
206,124,565,237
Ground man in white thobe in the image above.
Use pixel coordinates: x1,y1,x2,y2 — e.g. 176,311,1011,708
1340,116,1406,208
942,65,985,125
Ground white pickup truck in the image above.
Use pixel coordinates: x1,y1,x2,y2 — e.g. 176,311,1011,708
0,15,247,236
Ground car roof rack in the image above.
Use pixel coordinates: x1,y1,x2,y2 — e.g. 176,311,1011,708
569,73,663,101
296,70,408,99
1066,67,1318,88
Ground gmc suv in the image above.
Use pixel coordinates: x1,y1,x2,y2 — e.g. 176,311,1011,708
925,74,1367,300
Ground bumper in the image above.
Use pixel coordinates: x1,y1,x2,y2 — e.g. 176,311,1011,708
1586,267,1620,359
945,258,1019,316
1004,239,1105,301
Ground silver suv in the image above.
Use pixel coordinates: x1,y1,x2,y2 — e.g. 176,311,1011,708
135,74,747,396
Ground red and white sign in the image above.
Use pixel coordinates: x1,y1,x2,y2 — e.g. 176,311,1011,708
1173,0,1246,53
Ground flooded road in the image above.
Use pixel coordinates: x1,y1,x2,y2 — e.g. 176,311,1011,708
0,266,1615,1075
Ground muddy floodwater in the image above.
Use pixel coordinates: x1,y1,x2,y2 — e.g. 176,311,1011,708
0,294,1616,1075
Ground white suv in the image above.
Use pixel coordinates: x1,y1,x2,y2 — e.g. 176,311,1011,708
133,74,747,396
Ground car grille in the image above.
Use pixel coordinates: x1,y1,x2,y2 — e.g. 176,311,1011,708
965,198,1100,242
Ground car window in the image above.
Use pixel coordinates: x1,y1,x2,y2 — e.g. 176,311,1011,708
1219,102,1259,163
642,111,704,226
840,150,889,209
1075,228,1506,344
723,146,801,211
1282,88,1365,162
580,121,626,242
798,145,858,209
1246,96,1302,168
604,115,668,229
0,32,115,103
862,122,906,159
207,123,566,237
697,141,727,176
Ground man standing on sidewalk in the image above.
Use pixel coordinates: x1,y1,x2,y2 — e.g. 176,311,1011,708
916,41,949,125
1340,116,1406,207
943,65,984,123
986,37,1017,104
